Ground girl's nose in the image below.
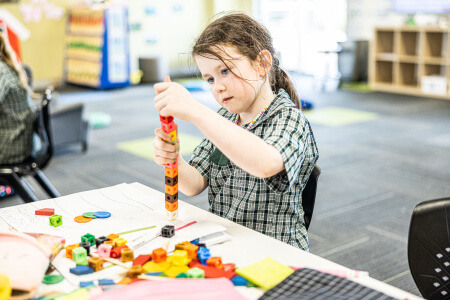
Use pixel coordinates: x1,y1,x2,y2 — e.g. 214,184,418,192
213,81,226,94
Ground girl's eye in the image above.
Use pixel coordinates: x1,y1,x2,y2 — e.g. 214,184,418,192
221,69,229,75
207,77,214,84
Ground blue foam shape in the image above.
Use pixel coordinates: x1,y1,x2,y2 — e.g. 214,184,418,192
231,275,248,286
80,281,95,287
98,279,115,285
94,211,111,218
70,265,94,275
146,272,163,276
190,238,199,245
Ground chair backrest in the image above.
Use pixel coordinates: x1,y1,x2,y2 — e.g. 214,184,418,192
408,197,450,299
302,164,321,230
31,87,54,169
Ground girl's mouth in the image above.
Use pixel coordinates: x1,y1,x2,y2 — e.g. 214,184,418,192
222,97,233,103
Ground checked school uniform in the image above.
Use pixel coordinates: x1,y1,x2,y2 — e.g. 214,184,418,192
0,60,35,164
189,89,319,250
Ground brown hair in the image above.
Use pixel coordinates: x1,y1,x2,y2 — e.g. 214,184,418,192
0,31,30,91
192,12,300,109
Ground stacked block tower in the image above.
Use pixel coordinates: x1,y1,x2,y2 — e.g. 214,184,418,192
160,115,178,221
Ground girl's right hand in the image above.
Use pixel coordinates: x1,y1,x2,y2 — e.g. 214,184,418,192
153,126,180,166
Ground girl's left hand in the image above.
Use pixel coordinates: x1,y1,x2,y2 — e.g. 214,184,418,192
154,76,201,122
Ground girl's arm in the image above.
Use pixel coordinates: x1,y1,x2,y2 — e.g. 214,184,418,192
191,104,285,178
154,82,285,178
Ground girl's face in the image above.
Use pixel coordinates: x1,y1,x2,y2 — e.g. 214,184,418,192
194,45,265,115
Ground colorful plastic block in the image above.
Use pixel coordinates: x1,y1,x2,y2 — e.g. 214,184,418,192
98,243,113,258
167,250,190,266
98,279,115,286
165,175,178,186
165,184,178,195
163,130,177,143
81,233,96,246
88,257,104,272
128,265,143,279
49,214,62,227
107,233,119,240
151,248,167,263
164,158,178,169
161,121,176,133
70,265,94,275
65,244,79,259
175,241,199,259
95,236,110,247
142,261,171,274
197,248,211,265
207,257,224,269
110,245,128,259
164,166,178,178
35,208,54,216
231,275,248,286
72,247,88,266
188,261,236,279
165,201,178,212
166,210,178,221
133,254,151,266
187,267,205,279
79,281,95,288
161,225,175,238
121,248,134,262
165,193,178,202
0,273,11,300
160,115,174,124
79,241,91,255
104,240,115,248
114,237,127,247
164,265,189,278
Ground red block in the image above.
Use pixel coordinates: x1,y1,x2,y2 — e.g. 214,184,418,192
161,121,176,133
133,254,151,266
188,261,235,279
110,245,129,259
160,115,174,124
35,208,55,216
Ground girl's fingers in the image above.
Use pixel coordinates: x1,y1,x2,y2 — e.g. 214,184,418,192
154,128,172,141
154,82,171,94
154,154,178,165
164,75,171,83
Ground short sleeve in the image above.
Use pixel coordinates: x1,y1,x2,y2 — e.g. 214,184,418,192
188,137,214,182
263,109,307,193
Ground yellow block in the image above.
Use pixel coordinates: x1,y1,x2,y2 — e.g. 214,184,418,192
163,130,177,143
235,257,294,290
167,250,190,266
142,261,171,273
0,274,11,300
114,237,127,247
163,265,190,278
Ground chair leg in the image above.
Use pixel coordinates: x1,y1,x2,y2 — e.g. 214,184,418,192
5,173,39,203
34,170,61,198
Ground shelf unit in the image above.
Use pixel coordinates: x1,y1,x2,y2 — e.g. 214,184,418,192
64,7,130,89
369,26,450,100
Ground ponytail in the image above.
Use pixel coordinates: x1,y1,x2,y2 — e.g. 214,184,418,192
271,57,300,110
0,31,30,92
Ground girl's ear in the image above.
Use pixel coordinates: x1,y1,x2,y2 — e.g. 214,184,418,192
256,50,273,77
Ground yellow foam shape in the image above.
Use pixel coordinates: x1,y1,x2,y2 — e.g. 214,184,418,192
235,257,294,290
163,265,190,278
61,288,90,300
142,261,171,273
0,274,12,300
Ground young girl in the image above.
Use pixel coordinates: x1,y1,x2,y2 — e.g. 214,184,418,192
0,29,35,165
153,13,319,250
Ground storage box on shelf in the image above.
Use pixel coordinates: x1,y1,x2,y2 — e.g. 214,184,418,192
370,26,450,99
64,7,130,89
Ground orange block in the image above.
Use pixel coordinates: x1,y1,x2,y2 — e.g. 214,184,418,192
207,257,224,269
175,242,198,259
66,244,79,259
165,184,178,195
165,201,178,212
108,233,119,240
165,166,178,178
152,248,167,263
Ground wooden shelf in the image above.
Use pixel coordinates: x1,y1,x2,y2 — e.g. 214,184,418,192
370,26,450,100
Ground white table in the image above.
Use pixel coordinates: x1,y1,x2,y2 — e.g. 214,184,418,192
0,183,422,299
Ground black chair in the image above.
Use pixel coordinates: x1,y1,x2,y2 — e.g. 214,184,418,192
0,87,61,202
408,197,450,300
302,164,321,230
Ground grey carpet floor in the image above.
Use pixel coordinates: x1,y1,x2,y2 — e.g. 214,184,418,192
1,76,450,296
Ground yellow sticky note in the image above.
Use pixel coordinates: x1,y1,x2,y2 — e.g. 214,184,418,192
142,261,171,273
235,257,294,290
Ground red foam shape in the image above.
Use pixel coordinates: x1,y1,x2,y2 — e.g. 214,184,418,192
133,254,151,266
35,208,55,216
189,261,236,279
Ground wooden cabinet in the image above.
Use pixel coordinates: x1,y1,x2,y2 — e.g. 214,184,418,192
370,26,450,100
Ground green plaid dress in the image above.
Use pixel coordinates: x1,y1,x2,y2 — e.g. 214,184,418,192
0,60,35,164
189,89,319,250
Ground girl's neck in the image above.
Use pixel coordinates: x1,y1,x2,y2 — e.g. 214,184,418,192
238,83,275,125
